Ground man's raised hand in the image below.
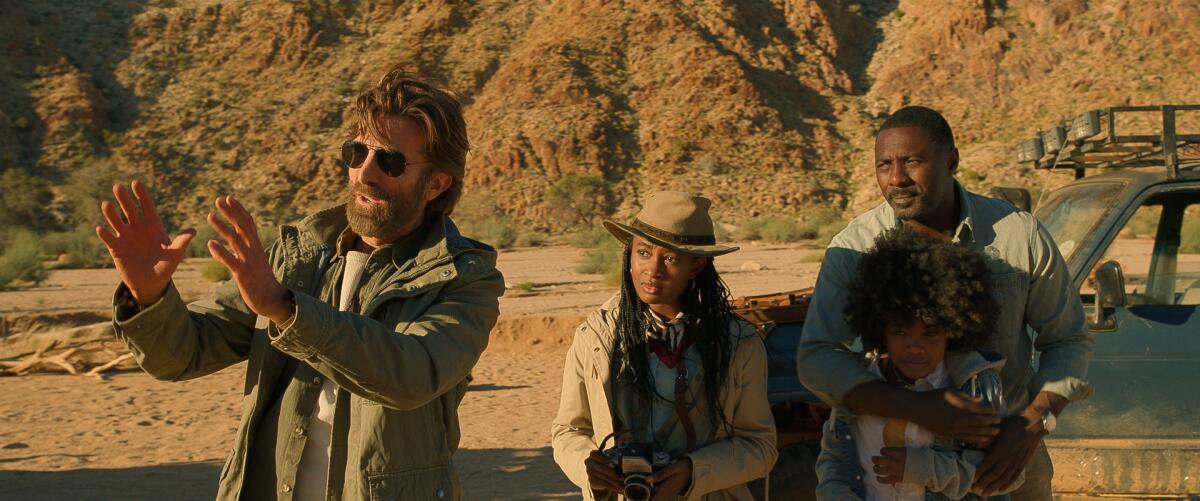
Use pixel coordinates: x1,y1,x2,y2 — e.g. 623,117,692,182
206,195,293,324
96,180,195,306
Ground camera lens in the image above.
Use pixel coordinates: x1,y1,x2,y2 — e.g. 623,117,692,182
623,474,653,501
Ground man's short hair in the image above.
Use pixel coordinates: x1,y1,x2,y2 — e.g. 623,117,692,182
878,106,956,152
350,66,469,215
843,227,999,354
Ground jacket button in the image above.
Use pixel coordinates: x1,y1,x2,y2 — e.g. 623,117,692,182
297,281,304,287
313,376,322,385
436,488,445,498
440,269,452,277
282,483,292,492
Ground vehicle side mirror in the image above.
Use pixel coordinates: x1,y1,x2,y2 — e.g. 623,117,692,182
1091,260,1126,330
989,187,1033,212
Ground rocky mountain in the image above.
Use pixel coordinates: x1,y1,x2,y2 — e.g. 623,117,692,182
1,0,1197,235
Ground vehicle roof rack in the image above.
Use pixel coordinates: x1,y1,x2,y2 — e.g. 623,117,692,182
1014,104,1200,180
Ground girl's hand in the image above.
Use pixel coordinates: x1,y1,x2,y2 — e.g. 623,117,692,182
872,447,906,484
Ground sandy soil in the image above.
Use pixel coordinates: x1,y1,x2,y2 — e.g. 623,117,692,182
5,238,1195,500
0,242,823,500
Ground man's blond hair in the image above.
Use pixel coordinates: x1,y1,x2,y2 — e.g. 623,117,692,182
349,66,469,215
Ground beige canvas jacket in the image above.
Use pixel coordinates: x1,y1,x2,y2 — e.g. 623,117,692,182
112,205,504,500
551,296,778,500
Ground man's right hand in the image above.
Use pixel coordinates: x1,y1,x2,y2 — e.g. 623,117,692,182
913,388,1002,445
95,180,195,306
846,382,1001,445
585,450,623,494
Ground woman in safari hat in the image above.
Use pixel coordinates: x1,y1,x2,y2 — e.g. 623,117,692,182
551,191,777,500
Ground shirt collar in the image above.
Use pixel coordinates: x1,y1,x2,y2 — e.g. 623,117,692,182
951,181,976,244
866,357,950,390
883,180,976,243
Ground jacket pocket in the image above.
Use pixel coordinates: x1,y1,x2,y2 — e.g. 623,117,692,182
367,464,457,501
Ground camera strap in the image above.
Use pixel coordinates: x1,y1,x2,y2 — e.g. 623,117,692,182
673,364,698,452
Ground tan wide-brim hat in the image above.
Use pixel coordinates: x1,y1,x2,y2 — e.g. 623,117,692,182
603,191,739,257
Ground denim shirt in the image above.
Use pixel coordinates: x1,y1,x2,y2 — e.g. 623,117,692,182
815,350,1014,501
798,182,1093,416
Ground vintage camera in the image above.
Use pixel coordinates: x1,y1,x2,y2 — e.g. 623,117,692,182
602,443,672,500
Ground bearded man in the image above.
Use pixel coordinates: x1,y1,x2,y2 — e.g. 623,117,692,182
97,67,504,501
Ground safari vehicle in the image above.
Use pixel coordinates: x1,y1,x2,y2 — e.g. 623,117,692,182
734,105,1200,498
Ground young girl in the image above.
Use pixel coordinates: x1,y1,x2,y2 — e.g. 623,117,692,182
551,191,777,500
816,227,1021,501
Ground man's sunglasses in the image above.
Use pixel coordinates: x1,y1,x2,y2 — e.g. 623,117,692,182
340,140,432,177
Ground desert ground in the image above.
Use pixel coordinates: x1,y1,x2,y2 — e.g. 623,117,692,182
0,241,824,500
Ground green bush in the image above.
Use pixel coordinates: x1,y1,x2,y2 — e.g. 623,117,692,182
735,209,844,244
201,260,231,282
455,189,531,249
0,229,47,288
575,238,623,286
570,224,612,249
186,225,219,258
546,175,606,227
737,216,805,243
42,226,111,268
0,168,53,231
467,216,517,249
511,281,535,293
513,230,547,248
64,159,121,229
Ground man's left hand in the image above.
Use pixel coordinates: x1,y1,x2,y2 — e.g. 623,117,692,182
973,414,1040,494
206,195,293,324
647,458,693,500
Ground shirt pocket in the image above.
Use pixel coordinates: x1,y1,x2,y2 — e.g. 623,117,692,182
988,271,1028,345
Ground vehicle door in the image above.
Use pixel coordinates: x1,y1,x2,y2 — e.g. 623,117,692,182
1048,181,1200,496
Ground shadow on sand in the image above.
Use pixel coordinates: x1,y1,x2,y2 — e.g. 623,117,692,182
0,447,577,500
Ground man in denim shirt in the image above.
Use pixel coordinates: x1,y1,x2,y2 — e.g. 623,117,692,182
798,106,1093,499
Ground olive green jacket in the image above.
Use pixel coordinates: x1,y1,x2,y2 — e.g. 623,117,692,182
112,205,505,500
551,296,778,500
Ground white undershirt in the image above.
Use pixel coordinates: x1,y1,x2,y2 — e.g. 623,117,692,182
293,251,369,501
854,359,949,501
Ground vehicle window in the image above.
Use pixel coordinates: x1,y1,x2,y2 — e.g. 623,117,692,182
1086,202,1200,305
1179,204,1200,305
1034,182,1125,265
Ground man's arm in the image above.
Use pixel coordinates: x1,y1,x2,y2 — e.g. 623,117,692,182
101,182,258,381
796,246,883,407
975,220,1092,492
1026,221,1094,404
113,279,256,381
268,262,504,410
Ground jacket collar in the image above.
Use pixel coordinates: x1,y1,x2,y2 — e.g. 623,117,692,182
290,204,474,281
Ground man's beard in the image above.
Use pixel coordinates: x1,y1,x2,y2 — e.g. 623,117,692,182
345,181,425,241
886,185,924,220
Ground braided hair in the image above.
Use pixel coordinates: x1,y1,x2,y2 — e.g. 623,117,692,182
610,244,738,434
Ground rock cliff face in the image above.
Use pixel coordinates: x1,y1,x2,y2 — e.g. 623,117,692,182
1,0,1196,232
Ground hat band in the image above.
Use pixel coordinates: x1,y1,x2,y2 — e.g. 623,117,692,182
631,219,716,246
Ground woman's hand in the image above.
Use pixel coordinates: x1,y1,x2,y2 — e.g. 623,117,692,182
647,457,693,500
585,450,623,494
